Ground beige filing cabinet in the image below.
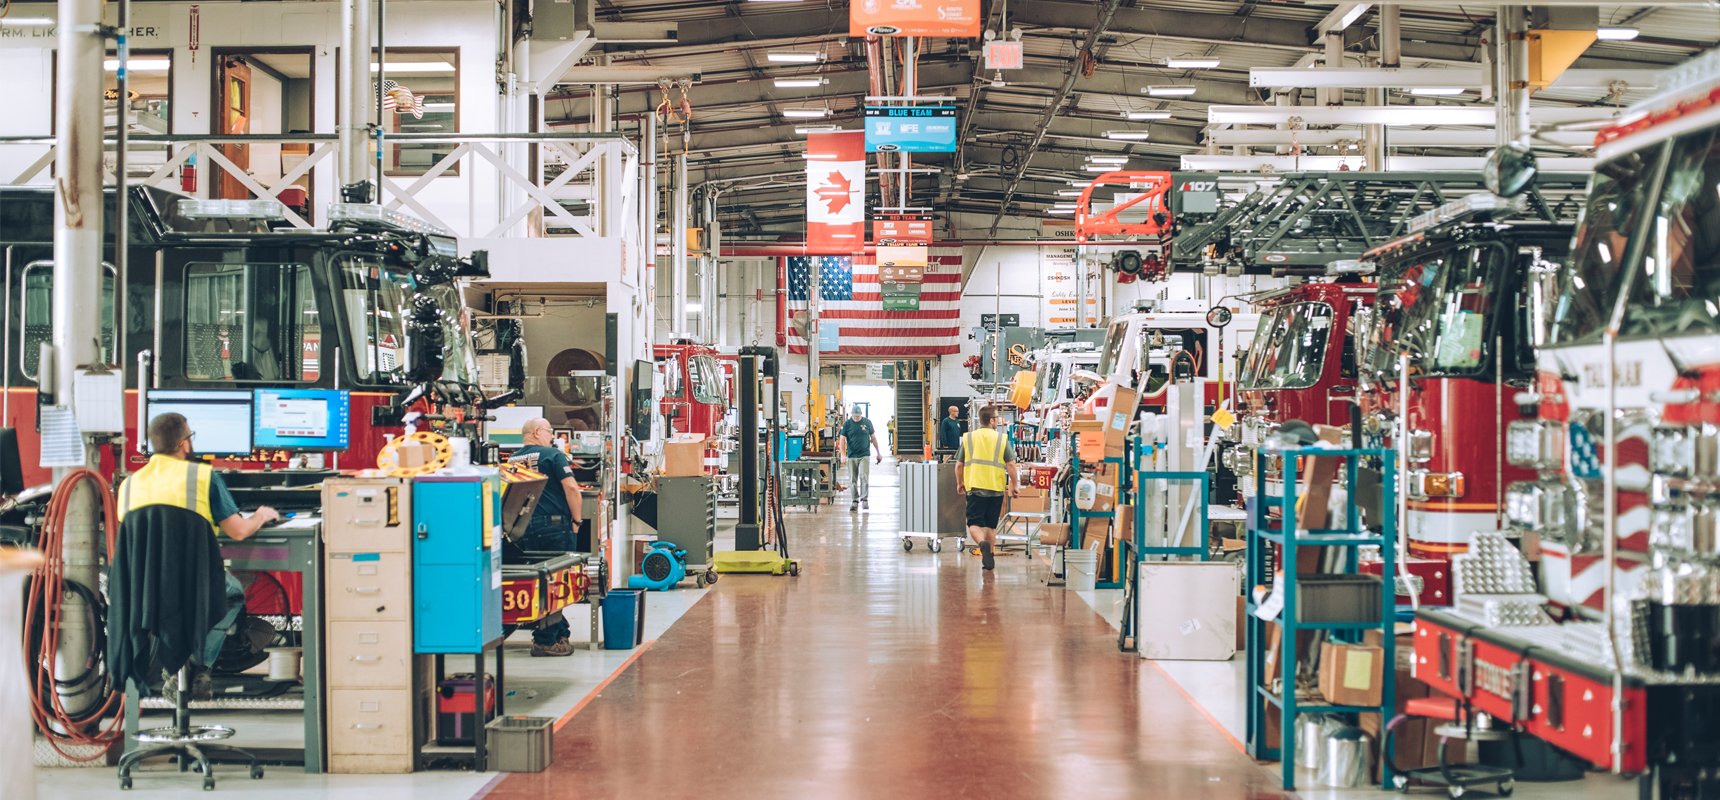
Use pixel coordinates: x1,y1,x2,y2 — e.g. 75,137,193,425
323,478,429,773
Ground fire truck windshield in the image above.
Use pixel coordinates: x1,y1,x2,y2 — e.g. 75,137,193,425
688,354,725,407
1548,146,1659,345
1622,127,1720,339
1365,244,1507,379
1240,302,1332,390
339,256,413,384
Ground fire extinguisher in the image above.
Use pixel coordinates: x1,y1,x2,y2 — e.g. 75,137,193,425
180,153,198,193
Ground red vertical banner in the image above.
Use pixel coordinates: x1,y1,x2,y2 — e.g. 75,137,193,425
806,131,865,253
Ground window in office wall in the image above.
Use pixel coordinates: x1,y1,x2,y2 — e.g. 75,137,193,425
374,49,458,177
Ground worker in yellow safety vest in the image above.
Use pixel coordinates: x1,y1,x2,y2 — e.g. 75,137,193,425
117,413,281,699
956,404,1017,572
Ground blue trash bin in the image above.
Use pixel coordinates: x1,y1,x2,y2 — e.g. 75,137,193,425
600,589,646,650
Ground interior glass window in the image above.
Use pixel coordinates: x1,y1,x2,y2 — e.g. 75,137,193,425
374,49,459,178
183,262,319,382
20,262,118,380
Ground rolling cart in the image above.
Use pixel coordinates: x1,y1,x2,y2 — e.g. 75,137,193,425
901,460,964,552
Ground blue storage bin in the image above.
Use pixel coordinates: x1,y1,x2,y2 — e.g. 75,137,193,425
601,589,646,650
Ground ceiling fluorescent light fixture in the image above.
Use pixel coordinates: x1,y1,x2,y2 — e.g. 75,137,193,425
1084,164,1119,172
1146,85,1197,97
1126,111,1173,120
794,125,840,134
1409,87,1466,96
774,78,826,88
1057,190,1084,197
767,51,824,63
782,108,830,118
1105,131,1150,140
1086,156,1129,164
1596,27,1640,40
104,57,171,72
0,17,54,27
1166,58,1220,69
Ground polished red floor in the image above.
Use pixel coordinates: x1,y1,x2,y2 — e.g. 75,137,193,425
487,467,1287,800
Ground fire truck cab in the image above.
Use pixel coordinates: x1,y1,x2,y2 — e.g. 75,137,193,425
0,186,485,486
1358,197,1573,560
652,341,729,440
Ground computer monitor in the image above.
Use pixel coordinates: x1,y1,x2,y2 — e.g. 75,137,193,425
144,389,256,457
253,389,351,450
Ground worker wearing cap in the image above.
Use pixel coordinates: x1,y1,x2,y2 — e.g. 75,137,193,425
957,405,1018,571
837,407,882,512
117,413,281,699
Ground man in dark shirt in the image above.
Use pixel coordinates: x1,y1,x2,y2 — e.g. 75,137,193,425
937,405,964,454
508,418,585,657
837,407,881,512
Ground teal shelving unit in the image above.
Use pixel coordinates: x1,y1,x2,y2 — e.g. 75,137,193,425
1243,446,1397,791
1067,444,1126,589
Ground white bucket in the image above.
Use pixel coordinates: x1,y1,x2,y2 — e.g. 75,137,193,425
1065,548,1099,592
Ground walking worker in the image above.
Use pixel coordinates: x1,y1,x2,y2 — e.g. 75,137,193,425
508,417,585,657
837,407,882,511
937,405,964,454
956,405,1017,571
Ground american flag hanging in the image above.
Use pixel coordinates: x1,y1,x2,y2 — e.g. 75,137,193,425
378,79,426,119
784,252,962,357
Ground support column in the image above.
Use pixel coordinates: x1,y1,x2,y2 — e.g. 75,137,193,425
1365,6,1399,170
1497,8,1531,147
735,354,761,551
51,0,107,719
671,150,689,339
339,0,374,201
1318,33,1344,107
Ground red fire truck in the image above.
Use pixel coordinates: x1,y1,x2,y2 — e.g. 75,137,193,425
653,341,730,439
1357,198,1573,563
1227,282,1376,491
0,186,484,487
1414,51,1720,791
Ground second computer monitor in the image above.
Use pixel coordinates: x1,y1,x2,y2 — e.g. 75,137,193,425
144,389,256,456
253,388,351,450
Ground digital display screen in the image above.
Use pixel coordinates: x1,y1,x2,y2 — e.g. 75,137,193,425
253,389,351,450
145,390,255,456
864,106,958,153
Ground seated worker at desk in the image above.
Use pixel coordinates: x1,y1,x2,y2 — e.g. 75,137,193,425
117,413,282,699
508,417,585,657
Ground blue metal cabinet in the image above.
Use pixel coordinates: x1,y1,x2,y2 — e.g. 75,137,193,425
412,473,503,653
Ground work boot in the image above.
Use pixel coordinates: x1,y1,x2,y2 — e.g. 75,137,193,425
850,502,858,512
862,498,869,509
981,542,996,571
531,639,576,657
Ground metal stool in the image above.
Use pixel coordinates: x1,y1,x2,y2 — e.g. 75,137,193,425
1385,696,1515,799
117,665,264,791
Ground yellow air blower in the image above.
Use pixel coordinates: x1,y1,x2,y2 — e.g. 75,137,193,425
1008,369,1036,410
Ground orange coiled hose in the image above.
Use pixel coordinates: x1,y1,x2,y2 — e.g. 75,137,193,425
25,469,124,761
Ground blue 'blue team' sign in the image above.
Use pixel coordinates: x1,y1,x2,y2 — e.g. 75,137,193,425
865,107,958,153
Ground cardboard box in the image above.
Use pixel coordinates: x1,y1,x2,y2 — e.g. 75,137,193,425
1008,493,1049,515
1104,387,1140,458
1078,431,1105,463
1038,523,1071,547
1089,464,1119,512
1235,595,1247,651
1070,414,1102,433
1115,503,1134,549
1318,640,1384,708
661,434,708,477
1081,518,1110,551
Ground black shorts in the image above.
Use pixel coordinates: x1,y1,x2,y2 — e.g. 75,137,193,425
965,493,1005,529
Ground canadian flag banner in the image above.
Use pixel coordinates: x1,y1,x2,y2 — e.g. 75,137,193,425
806,131,865,253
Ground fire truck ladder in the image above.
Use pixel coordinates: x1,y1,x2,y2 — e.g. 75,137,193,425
1169,171,1591,271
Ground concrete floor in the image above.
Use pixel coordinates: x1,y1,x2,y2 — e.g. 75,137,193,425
35,461,1644,799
